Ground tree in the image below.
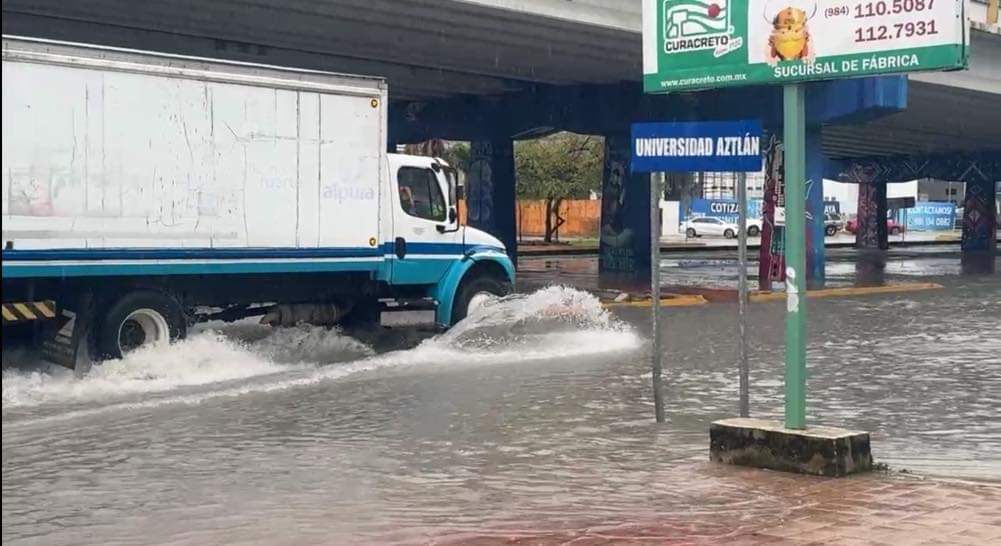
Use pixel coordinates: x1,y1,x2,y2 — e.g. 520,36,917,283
441,142,470,175
515,133,603,242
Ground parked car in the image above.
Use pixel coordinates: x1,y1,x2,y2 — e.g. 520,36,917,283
824,213,844,236
845,217,904,235
683,217,740,239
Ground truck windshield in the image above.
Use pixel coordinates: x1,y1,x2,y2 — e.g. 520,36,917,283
398,167,446,222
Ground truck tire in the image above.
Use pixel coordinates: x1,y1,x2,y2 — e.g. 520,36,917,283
97,290,186,359
452,275,510,324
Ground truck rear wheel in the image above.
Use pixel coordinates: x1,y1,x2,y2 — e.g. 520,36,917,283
452,276,510,324
97,291,186,359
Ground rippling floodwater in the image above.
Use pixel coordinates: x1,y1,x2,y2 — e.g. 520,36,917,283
3,268,1000,544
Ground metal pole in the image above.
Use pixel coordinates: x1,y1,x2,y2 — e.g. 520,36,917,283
651,171,666,423
783,84,807,430
737,171,750,417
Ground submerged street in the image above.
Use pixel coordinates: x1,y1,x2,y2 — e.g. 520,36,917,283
3,248,999,545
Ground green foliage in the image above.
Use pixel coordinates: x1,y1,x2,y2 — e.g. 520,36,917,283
514,133,604,241
442,142,471,174
515,133,603,200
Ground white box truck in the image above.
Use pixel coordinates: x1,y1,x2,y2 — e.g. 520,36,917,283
1,36,514,371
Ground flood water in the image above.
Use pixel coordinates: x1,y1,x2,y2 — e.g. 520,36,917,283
3,254,1000,545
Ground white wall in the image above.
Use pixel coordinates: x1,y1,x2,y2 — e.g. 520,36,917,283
660,200,680,236
823,179,923,216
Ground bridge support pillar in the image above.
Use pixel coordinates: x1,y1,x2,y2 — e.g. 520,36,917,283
855,181,888,251
854,179,889,284
960,178,997,274
759,131,827,290
805,128,826,289
598,133,652,290
466,139,518,266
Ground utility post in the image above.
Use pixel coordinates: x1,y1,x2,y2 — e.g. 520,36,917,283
782,84,807,430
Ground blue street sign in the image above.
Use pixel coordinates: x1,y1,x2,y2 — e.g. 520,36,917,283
631,120,763,173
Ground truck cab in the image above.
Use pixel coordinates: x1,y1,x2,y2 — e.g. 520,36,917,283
384,153,514,326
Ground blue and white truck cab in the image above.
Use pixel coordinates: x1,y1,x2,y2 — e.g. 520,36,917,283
1,36,514,371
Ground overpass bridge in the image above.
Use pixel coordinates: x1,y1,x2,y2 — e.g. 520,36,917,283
3,0,999,282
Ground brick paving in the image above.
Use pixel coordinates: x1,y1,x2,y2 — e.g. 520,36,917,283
432,469,1001,546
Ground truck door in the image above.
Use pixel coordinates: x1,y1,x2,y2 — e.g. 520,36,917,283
389,158,463,285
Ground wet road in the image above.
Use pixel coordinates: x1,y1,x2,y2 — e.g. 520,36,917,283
2,251,1000,545
519,245,995,292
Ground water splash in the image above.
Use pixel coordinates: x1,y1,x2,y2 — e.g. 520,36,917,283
432,285,636,358
2,332,300,409
2,287,640,420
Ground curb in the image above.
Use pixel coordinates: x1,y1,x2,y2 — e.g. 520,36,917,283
750,282,944,302
601,282,944,308
603,294,709,308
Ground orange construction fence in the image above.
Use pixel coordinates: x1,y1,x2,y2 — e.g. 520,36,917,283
458,199,601,239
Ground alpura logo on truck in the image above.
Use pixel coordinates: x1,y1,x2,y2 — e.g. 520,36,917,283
662,0,739,56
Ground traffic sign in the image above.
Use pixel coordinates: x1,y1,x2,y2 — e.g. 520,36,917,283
631,120,763,173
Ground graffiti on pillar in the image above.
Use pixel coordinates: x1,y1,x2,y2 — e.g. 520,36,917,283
856,182,889,250
829,151,1001,185
758,134,785,290
466,142,495,231
832,151,998,253
598,135,651,283
961,180,997,252
599,150,636,273
836,161,888,249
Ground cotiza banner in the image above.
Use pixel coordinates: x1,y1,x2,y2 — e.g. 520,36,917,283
642,0,967,93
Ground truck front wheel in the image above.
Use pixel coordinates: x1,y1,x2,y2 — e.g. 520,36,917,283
452,276,510,324
97,291,186,359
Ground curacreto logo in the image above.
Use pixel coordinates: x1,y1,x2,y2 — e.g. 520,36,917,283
663,0,740,57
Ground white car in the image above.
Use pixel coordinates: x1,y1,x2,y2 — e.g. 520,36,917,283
683,217,740,239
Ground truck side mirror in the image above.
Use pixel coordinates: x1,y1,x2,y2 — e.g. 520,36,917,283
449,207,457,224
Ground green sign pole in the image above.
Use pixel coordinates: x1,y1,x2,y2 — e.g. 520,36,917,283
783,83,807,430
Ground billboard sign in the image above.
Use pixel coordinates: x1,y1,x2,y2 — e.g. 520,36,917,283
906,201,955,230
687,198,764,223
643,0,968,93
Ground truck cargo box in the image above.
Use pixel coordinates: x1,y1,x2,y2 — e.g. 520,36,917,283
2,36,388,263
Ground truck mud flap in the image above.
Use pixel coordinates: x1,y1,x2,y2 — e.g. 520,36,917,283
38,296,96,375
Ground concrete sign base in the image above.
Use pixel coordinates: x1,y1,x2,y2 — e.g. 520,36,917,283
710,418,873,477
